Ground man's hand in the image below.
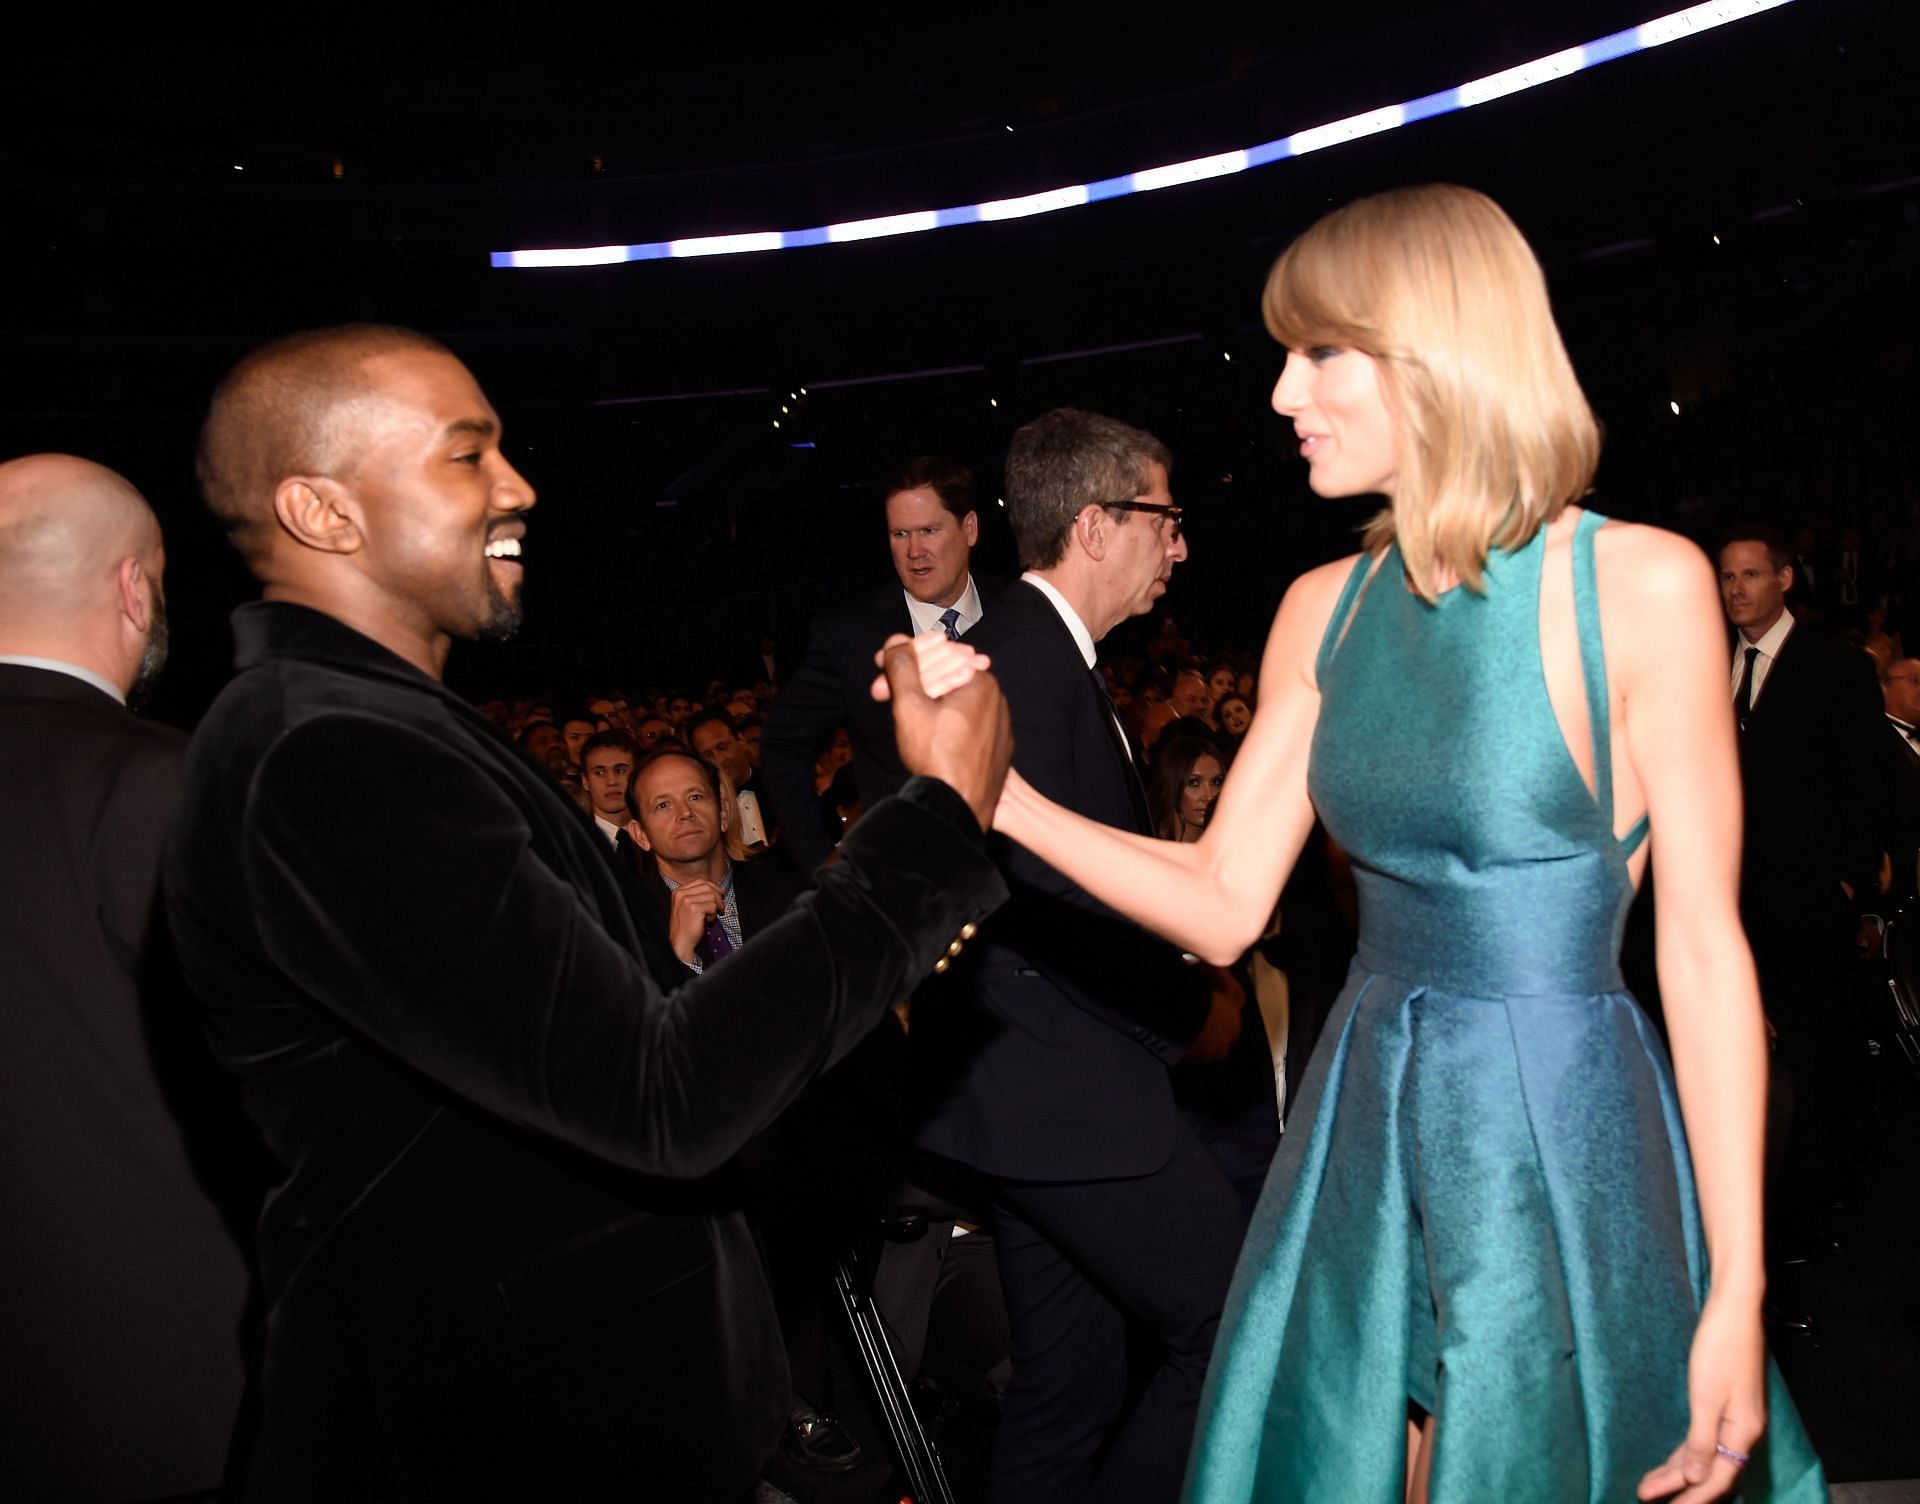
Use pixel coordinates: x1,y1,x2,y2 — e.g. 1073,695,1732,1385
880,633,1011,834
870,631,990,703
1185,965,1245,1063
667,879,725,966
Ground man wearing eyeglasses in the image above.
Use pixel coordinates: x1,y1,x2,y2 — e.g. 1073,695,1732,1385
917,407,1244,1504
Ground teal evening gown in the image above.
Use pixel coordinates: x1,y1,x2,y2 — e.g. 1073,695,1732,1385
1184,512,1827,1501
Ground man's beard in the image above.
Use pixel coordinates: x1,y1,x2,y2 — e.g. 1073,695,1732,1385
127,592,169,709
476,576,524,643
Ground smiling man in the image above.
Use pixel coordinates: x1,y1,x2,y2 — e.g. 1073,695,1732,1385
164,324,1013,1501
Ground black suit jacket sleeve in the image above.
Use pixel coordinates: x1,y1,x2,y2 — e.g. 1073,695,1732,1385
1836,650,1895,898
241,714,1004,1180
989,628,1210,1056
760,617,858,872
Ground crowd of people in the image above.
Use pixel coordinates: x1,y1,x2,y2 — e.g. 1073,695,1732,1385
4,181,1911,1504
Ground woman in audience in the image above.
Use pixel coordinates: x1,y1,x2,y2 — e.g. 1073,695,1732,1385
1148,735,1226,843
952,184,1823,1501
1213,693,1254,761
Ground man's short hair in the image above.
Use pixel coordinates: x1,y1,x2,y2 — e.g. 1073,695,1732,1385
580,728,637,762
880,455,976,521
1004,409,1172,571
684,709,736,746
518,717,558,743
623,745,721,819
1719,524,1793,572
197,323,454,555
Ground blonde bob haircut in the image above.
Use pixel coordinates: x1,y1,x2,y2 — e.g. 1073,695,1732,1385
1263,184,1600,602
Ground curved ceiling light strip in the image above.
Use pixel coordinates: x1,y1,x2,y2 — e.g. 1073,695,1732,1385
492,0,1794,270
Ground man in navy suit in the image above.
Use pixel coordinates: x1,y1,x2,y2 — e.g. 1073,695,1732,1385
923,409,1246,1504
764,455,999,871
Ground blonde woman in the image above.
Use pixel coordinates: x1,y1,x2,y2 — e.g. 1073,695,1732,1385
928,185,1823,1501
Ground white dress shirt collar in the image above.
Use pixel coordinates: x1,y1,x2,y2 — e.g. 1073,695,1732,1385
903,574,984,638
593,813,625,847
0,654,126,705
1732,610,1795,702
1020,572,1097,668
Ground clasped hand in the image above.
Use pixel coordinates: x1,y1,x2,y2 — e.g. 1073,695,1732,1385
869,631,1011,833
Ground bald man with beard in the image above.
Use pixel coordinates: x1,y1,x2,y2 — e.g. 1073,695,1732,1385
164,325,1012,1501
0,455,252,1502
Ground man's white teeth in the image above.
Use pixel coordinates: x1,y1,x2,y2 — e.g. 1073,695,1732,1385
485,538,522,559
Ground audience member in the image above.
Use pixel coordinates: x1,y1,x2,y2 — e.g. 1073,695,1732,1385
519,715,567,775
0,453,252,1501
1149,734,1226,842
765,455,1001,870
578,727,637,846
1168,666,1213,724
688,707,773,849
634,711,675,751
166,322,1013,1500
1880,657,1920,900
1214,692,1254,754
557,708,598,771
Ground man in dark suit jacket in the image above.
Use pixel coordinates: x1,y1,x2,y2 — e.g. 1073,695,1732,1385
764,455,1002,871
165,325,1012,1502
923,409,1245,1504
0,454,252,1502
611,745,807,981
1720,525,1890,1208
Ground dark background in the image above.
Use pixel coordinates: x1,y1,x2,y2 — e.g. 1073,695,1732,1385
2,0,1916,721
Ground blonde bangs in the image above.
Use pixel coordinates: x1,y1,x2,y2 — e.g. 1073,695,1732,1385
1267,186,1601,602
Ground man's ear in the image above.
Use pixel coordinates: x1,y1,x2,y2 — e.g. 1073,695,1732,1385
627,816,652,852
1778,561,1795,594
718,795,733,834
273,476,364,555
116,557,152,632
961,509,980,548
1075,504,1109,562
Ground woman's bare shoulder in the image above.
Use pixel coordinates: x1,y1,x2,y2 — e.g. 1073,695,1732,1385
1590,516,1718,604
1263,551,1373,691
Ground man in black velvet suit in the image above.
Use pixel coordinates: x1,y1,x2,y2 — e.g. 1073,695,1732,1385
923,409,1246,1504
164,325,1012,1502
1720,526,1889,1209
764,454,1001,871
0,454,252,1502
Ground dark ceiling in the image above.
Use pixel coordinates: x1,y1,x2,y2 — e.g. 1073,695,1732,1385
4,1,1916,708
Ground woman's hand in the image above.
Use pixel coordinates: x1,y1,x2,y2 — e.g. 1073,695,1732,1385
1636,1289,1767,1502
869,632,989,702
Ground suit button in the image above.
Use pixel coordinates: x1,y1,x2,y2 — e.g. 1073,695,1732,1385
947,938,964,958
959,922,979,941
933,956,951,975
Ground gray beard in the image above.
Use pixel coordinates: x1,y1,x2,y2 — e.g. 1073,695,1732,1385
127,598,170,710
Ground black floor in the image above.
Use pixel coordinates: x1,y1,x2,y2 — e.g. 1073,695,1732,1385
1770,1042,1920,1487
804,1055,1920,1503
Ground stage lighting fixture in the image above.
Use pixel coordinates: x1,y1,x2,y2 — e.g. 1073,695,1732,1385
494,0,1794,269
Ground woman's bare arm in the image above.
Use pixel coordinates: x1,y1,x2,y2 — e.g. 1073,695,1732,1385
992,555,1357,965
1607,524,1769,1502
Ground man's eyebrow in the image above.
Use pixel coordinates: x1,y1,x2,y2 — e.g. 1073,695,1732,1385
441,417,497,442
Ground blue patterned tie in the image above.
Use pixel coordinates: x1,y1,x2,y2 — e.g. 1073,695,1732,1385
939,607,961,641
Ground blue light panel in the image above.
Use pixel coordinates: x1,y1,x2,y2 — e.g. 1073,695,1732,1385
492,0,1794,270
